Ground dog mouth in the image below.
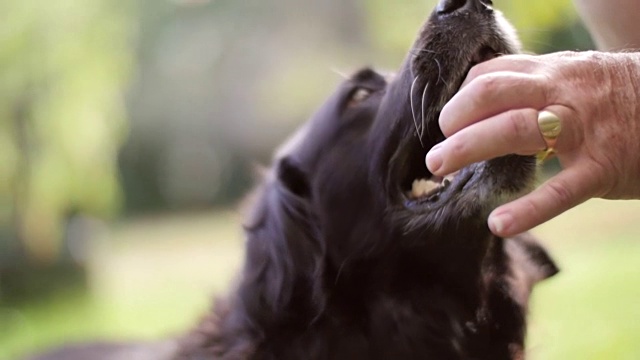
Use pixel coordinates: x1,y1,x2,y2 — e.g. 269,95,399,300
400,164,479,209
397,45,501,208
466,46,500,73
405,169,473,203
381,2,536,216
451,44,503,102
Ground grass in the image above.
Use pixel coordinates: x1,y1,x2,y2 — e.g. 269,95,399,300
1,200,640,359
0,211,245,360
527,239,640,359
527,200,640,359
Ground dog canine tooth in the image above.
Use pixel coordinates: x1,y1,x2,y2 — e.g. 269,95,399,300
443,171,458,183
411,179,440,198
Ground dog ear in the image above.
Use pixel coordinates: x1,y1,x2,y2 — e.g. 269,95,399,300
503,232,558,308
506,232,559,283
238,158,323,325
277,157,311,198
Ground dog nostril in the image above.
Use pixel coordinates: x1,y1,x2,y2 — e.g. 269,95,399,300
437,0,466,14
437,0,492,15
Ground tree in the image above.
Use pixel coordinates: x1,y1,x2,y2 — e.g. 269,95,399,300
0,0,134,264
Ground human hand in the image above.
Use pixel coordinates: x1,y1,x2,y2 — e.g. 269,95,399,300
425,51,640,237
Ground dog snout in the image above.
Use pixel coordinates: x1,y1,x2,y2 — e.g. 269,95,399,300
436,0,493,15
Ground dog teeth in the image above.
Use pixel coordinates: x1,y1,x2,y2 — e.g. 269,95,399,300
409,172,460,200
443,171,458,183
410,179,440,199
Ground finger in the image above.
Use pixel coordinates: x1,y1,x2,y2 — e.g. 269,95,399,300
427,104,579,175
487,165,600,237
426,108,546,175
439,72,551,137
461,54,544,87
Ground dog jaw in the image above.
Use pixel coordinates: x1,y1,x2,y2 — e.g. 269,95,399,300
373,4,536,227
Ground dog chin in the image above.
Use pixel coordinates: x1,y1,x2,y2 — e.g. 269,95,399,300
400,154,537,230
391,6,532,226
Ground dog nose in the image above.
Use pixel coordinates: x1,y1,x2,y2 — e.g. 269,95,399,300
437,0,492,15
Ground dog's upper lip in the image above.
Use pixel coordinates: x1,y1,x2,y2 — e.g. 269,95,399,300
458,46,500,89
470,46,499,65
396,42,510,210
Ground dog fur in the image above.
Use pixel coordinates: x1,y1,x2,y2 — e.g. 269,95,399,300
28,1,557,360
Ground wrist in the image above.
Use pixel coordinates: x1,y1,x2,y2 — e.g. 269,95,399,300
601,52,640,198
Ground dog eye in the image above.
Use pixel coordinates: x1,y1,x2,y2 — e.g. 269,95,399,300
348,88,372,107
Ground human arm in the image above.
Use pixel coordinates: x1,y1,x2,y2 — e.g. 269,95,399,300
573,0,640,51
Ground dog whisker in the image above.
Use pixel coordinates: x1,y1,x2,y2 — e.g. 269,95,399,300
433,57,449,88
410,76,425,147
334,257,351,286
420,82,429,144
330,67,350,80
408,48,438,56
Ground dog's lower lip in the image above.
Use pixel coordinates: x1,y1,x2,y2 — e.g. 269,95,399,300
443,168,474,195
404,168,475,208
455,169,475,191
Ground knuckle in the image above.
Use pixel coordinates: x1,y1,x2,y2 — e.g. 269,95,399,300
510,195,548,230
469,74,503,108
502,110,532,144
520,197,544,221
586,160,616,197
535,73,555,104
545,178,575,209
475,73,501,94
446,136,469,160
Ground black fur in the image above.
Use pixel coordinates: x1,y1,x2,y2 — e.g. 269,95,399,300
28,2,558,360
176,2,557,359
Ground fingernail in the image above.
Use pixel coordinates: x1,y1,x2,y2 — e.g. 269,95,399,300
489,212,513,236
425,145,443,173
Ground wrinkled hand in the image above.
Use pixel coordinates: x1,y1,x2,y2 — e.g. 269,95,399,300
425,51,640,237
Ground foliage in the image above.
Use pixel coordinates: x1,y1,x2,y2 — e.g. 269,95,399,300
3,202,640,359
0,1,636,359
362,0,581,63
0,0,134,263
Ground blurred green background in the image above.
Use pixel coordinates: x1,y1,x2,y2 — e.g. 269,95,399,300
1,0,638,359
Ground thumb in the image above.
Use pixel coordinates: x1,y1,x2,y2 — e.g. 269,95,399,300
488,165,599,237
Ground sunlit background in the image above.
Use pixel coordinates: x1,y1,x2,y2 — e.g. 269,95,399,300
1,0,639,359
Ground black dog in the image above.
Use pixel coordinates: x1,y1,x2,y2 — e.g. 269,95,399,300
29,1,557,359
175,1,558,359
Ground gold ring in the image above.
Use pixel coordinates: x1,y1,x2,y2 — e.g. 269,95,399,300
536,110,562,162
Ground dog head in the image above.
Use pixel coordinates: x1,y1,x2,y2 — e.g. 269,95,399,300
371,0,532,231
271,0,541,286
190,1,557,359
